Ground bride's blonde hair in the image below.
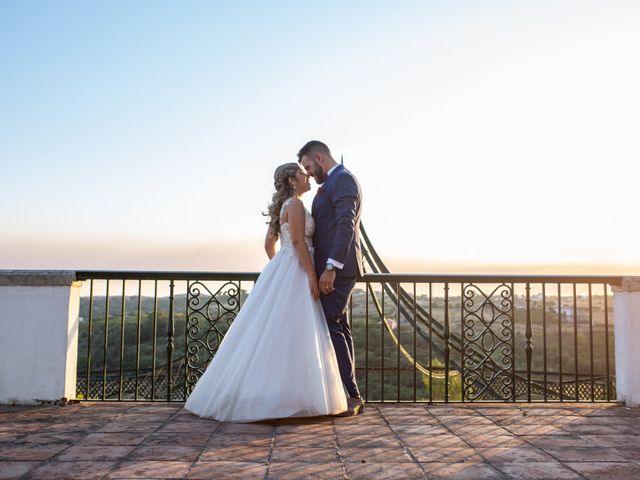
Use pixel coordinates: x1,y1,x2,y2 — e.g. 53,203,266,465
264,162,300,240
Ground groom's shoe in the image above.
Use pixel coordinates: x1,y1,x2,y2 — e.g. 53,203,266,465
336,396,365,417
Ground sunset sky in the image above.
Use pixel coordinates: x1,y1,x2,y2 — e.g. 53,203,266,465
1,1,638,274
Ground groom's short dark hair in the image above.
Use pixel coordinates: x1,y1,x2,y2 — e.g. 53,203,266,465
297,140,331,162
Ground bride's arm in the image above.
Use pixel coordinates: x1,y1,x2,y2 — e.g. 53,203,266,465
264,227,277,259
286,199,320,299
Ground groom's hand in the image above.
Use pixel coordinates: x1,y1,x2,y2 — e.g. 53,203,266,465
319,269,337,294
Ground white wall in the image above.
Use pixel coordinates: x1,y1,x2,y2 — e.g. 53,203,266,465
614,277,640,407
0,271,80,404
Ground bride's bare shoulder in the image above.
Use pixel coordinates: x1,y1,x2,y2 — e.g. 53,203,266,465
288,197,303,206
284,198,306,223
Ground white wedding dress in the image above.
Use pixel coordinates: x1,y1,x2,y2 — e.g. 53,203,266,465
184,198,348,422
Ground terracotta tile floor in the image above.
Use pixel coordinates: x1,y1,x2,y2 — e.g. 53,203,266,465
1,402,639,479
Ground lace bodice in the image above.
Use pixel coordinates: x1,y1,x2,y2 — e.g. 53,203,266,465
279,197,314,254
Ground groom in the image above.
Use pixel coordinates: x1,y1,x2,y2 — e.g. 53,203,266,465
298,140,364,416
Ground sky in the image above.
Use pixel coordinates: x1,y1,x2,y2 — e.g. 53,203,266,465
1,1,639,274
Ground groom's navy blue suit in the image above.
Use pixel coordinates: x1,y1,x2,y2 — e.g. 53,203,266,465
312,164,363,399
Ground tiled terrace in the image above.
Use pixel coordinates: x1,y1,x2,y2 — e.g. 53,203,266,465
1,402,639,480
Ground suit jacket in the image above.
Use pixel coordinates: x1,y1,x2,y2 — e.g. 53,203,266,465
312,164,364,278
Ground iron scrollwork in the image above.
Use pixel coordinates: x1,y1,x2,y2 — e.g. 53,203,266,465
185,281,241,394
462,283,514,401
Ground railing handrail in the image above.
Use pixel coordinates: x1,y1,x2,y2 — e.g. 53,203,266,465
361,273,623,285
75,270,623,285
75,271,261,281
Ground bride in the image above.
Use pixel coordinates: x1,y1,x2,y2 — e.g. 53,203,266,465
184,163,348,422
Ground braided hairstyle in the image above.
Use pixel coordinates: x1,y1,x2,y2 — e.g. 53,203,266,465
264,162,300,240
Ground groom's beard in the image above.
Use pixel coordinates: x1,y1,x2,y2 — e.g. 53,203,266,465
313,165,325,184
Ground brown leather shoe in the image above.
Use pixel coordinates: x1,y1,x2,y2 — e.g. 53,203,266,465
334,396,365,417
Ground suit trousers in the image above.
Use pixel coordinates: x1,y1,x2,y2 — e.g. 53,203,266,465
320,275,361,399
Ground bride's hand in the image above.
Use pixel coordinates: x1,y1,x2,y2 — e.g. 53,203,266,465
308,274,320,300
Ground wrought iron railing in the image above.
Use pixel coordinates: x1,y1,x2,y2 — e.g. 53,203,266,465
75,270,621,403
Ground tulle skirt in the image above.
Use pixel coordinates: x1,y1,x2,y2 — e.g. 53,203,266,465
184,246,348,422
